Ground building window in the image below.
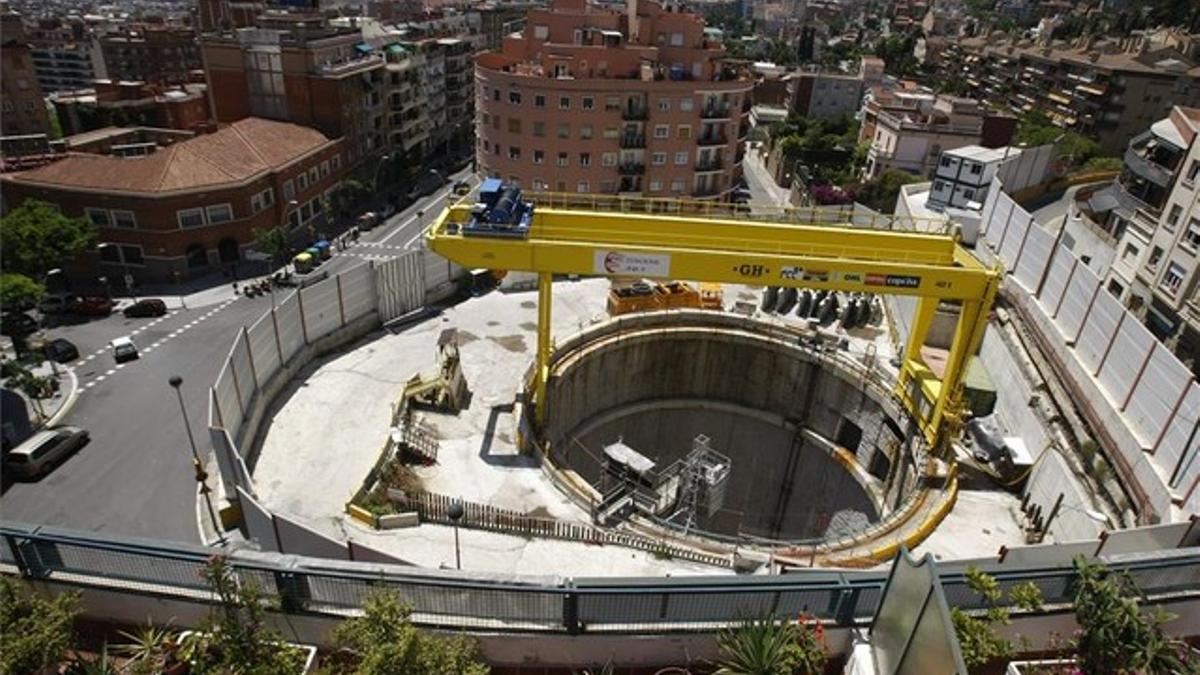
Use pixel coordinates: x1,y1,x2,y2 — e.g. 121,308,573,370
675,151,689,166
121,245,144,266
533,121,545,137
110,210,137,229
177,208,205,229
658,98,671,112
580,152,591,167
605,96,621,111
534,25,548,39
969,163,983,175
557,123,570,139
577,181,589,193
580,124,593,140
534,94,546,108
534,150,545,164
492,116,500,130
1188,160,1200,183
493,89,500,101
207,204,234,224
653,125,669,139
85,208,111,227
940,156,953,167
532,179,548,190
559,96,571,110
1167,204,1183,229
602,152,617,166
251,187,275,213
678,125,691,139
1162,262,1186,293
963,188,976,200
1185,219,1200,251
320,160,330,179
679,97,693,112
308,167,319,185
1122,243,1139,261
670,32,683,46
651,152,667,166
671,179,686,192
601,180,616,193
1149,246,1163,267
509,90,522,104
331,154,341,171
297,172,309,191
582,96,594,110
604,125,619,139
509,146,521,160
649,179,663,191
1107,279,1123,297
508,117,522,134
934,180,947,191
283,179,296,202
557,152,569,167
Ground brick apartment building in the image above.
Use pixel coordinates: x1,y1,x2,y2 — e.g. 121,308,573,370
475,0,753,199
0,117,346,283
100,23,203,86
50,80,213,137
1,9,52,137
27,17,108,93
932,28,1200,154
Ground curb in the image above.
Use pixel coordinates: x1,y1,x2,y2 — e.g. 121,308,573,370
44,366,79,428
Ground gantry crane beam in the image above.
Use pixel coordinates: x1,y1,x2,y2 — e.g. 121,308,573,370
427,201,1000,450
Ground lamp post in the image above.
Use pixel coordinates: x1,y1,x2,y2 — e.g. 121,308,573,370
168,375,226,545
371,153,392,195
448,501,464,570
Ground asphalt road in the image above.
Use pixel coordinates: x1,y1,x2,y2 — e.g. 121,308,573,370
0,167,475,541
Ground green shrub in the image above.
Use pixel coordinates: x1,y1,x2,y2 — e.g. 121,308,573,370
0,576,80,675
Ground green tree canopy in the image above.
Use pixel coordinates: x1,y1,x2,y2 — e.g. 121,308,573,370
854,169,924,213
251,226,290,267
1016,111,1101,166
0,200,95,279
0,273,44,310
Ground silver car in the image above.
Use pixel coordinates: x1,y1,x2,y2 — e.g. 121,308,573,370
5,426,89,478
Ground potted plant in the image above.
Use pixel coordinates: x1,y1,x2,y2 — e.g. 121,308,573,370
712,613,827,675
116,623,189,675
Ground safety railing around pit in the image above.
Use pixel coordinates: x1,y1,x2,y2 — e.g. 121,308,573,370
3,523,1199,634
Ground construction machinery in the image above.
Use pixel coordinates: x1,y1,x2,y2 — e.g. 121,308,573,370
427,185,1000,450
607,279,703,315
400,328,470,413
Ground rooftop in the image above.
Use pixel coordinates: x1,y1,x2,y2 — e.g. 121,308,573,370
4,118,335,194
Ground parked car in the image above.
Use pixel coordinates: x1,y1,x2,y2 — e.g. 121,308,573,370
357,212,380,231
43,338,79,363
38,293,73,315
68,296,115,316
0,312,38,337
111,336,139,363
5,426,89,478
379,203,397,218
123,298,168,318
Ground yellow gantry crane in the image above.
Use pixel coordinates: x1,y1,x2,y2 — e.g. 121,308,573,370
427,182,1000,450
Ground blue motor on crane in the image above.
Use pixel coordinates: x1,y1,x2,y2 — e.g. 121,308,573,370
462,179,534,238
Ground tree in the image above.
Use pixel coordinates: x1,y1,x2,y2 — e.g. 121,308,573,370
325,589,489,675
0,273,44,310
1016,112,1101,167
0,577,80,674
252,226,290,270
853,169,923,213
0,200,95,279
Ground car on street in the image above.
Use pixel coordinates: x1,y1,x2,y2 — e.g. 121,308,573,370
4,426,90,478
454,180,471,195
357,212,380,231
43,338,79,363
111,336,139,363
68,296,115,316
123,298,168,318
0,312,38,337
38,293,72,314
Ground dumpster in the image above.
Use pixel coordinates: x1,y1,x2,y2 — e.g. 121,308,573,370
292,252,314,274
315,240,332,260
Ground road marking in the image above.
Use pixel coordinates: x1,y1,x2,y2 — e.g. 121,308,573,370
105,368,116,376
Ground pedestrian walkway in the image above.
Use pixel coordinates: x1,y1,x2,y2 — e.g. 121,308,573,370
742,146,793,207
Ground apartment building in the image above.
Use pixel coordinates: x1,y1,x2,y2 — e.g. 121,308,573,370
101,24,202,86
202,13,386,169
784,57,884,120
934,30,1200,154
27,18,108,93
196,0,266,32
928,145,1014,210
1,9,51,137
475,0,752,198
0,118,346,283
859,93,1017,180
49,80,212,137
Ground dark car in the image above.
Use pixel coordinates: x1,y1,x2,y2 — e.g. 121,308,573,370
0,312,38,337
43,338,79,364
67,296,115,316
123,298,168,318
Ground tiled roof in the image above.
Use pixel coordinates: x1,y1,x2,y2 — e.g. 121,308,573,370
6,118,335,194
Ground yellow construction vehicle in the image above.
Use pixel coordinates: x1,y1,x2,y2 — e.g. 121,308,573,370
400,329,470,413
427,185,999,451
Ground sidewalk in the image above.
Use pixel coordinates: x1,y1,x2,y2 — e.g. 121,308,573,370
742,146,793,208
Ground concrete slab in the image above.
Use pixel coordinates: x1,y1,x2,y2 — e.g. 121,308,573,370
912,489,1027,562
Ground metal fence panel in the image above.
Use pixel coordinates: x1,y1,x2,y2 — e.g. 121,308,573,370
978,178,1001,239
375,251,425,321
1099,522,1191,556
1096,315,1156,424
213,361,243,439
1156,381,1200,490
300,278,340,341
338,264,376,324
239,487,280,552
986,194,1014,252
1127,342,1193,458
1036,244,1074,315
998,208,1031,270
275,513,349,560
1053,263,1100,343
1012,222,1054,294
275,291,304,365
26,538,209,590
246,312,282,390
229,332,255,416
1075,288,1123,378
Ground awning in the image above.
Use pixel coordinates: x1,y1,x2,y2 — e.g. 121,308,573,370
1084,185,1119,213
1047,92,1071,105
1076,83,1105,96
1151,118,1187,150
355,43,372,54
387,44,407,55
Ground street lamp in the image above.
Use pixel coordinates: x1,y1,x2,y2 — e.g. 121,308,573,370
168,375,226,545
371,153,392,195
448,500,464,570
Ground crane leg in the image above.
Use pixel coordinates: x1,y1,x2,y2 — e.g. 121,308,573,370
535,272,553,426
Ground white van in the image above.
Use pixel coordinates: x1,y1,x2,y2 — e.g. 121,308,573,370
5,426,89,478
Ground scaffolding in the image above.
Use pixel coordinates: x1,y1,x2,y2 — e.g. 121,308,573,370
658,434,732,535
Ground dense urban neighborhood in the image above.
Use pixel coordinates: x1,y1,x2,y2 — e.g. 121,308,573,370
1,0,1199,672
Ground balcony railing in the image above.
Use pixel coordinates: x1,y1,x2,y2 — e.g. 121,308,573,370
697,133,727,146
695,158,723,172
1123,147,1174,188
619,178,642,192
620,134,646,149
700,102,731,119
622,105,648,121
618,163,645,175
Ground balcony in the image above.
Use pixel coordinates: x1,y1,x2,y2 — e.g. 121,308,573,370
700,102,731,120
695,157,723,172
697,133,727,147
1124,147,1174,188
622,105,648,121
620,134,646,149
618,163,645,175
619,177,642,192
